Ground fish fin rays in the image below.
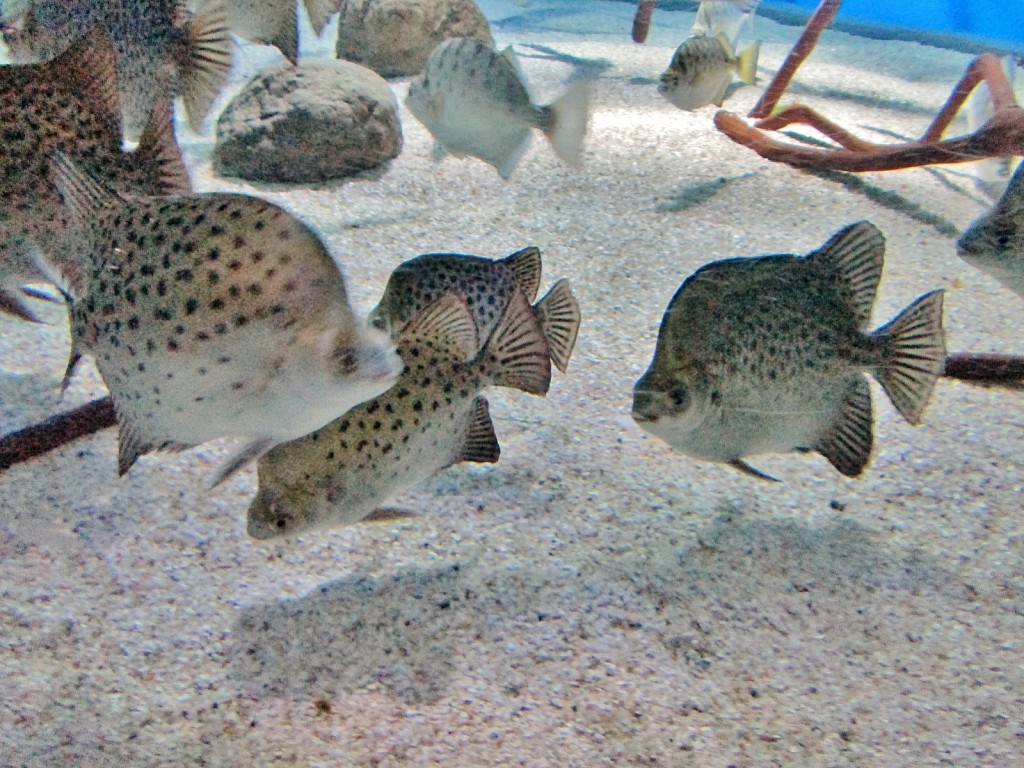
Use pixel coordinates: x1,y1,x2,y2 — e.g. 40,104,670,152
815,378,873,477
729,458,779,482
177,0,233,133
459,396,500,463
268,0,299,64
809,220,885,329
502,246,543,303
304,0,339,37
873,289,946,425
210,437,274,487
485,295,551,396
540,78,590,169
535,279,581,373
56,28,123,148
402,294,478,363
133,97,192,195
735,40,760,85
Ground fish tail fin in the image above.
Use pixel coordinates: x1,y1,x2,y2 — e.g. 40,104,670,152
736,40,760,85
303,0,338,37
873,290,946,425
178,0,232,133
535,279,581,373
540,78,590,169
133,96,193,195
483,296,551,396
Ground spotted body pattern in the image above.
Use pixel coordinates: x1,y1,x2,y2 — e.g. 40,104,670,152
0,31,189,322
2,0,232,138
50,157,400,476
633,222,946,480
405,36,590,179
658,33,759,111
369,247,581,373
248,290,554,539
957,158,1024,298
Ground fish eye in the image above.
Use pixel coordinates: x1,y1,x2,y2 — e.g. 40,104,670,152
335,348,358,374
275,517,287,529
669,384,689,409
996,231,1012,248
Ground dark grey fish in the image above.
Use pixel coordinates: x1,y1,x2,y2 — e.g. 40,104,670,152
957,159,1024,298
633,221,946,480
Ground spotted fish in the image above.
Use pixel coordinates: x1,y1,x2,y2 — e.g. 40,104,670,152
658,32,759,111
0,31,190,323
632,221,946,480
247,289,554,539
368,246,582,373
45,154,401,477
2,0,232,139
405,36,590,179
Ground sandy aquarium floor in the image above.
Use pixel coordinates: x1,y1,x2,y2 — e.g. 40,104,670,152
2,1,1023,765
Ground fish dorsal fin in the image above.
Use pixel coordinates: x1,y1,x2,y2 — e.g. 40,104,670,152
54,27,123,147
459,396,501,463
808,221,885,330
502,246,542,303
814,377,873,477
484,293,551,395
402,293,478,363
133,96,193,195
500,44,524,77
268,0,299,64
715,31,735,57
177,0,232,133
535,278,581,373
304,0,338,36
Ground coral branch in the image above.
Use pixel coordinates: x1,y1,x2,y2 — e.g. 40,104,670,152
943,353,1024,388
0,397,115,471
633,0,655,44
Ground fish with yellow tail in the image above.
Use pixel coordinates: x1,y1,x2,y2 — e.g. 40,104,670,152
658,32,760,111
633,221,946,481
43,154,400,479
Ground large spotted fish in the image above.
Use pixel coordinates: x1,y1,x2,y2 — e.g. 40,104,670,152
44,154,401,477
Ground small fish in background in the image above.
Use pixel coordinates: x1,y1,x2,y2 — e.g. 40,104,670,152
222,0,338,64
658,32,759,111
0,32,190,323
368,246,581,373
633,221,946,481
691,0,761,46
43,154,401,478
1,0,232,140
405,36,591,179
248,289,557,539
963,54,1019,200
958,159,1024,298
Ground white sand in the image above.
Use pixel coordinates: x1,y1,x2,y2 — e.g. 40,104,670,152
2,1,1023,765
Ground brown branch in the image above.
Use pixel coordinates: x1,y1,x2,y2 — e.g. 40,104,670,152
0,396,115,471
748,0,844,119
632,0,655,44
943,353,1024,388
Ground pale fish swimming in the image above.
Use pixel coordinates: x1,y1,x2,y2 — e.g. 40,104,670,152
368,246,582,373
1,0,232,139
223,0,338,64
957,158,1024,298
658,32,759,111
405,36,590,179
691,0,761,45
632,221,946,480
0,31,190,323
45,154,401,478
248,290,553,539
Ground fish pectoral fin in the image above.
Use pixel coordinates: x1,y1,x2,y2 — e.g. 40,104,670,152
729,458,780,483
807,221,885,329
535,279,581,373
134,96,193,195
425,91,446,124
814,377,873,478
874,289,946,425
459,396,501,464
360,507,420,523
502,246,543,303
210,437,274,488
177,0,233,133
401,294,478,362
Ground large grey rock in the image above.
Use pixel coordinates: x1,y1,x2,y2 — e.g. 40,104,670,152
213,60,403,184
336,0,493,78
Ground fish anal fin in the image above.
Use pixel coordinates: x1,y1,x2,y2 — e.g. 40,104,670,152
535,278,581,373
459,396,500,464
809,221,886,330
873,289,946,425
133,96,192,195
729,458,779,482
497,132,532,180
502,246,543,303
360,506,420,524
402,293,478,362
815,377,873,477
178,0,232,133
485,293,551,395
117,412,153,476
210,437,274,487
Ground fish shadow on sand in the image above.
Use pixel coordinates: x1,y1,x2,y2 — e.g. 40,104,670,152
229,511,960,706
